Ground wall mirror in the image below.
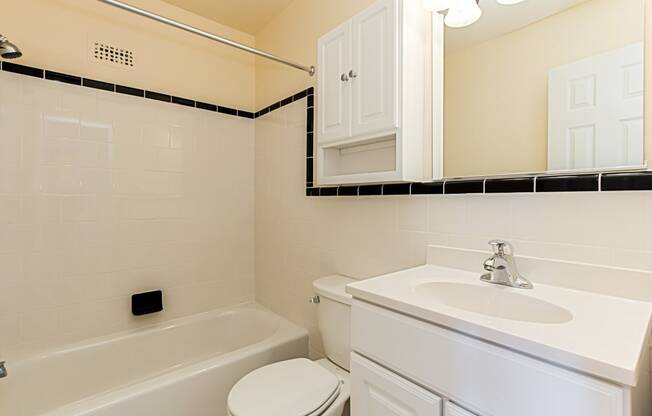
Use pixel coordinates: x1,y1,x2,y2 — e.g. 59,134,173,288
439,0,646,179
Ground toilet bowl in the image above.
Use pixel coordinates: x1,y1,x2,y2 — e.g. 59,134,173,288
227,275,355,416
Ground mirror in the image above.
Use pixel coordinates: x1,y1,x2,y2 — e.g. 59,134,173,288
441,0,646,178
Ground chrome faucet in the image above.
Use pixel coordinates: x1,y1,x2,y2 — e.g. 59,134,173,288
0,361,6,379
480,240,533,289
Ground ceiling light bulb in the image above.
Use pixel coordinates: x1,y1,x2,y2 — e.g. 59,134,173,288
445,0,482,28
422,0,453,12
496,0,525,4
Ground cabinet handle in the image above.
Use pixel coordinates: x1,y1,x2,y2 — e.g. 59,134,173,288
341,73,350,82
348,70,357,79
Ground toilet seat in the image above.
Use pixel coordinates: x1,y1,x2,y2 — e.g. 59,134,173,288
227,358,341,416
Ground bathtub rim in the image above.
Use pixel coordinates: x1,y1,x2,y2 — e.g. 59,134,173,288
20,301,307,416
7,301,291,365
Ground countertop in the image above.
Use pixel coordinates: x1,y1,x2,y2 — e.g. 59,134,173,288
346,264,652,386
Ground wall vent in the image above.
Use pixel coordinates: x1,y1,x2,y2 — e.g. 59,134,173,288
92,42,134,68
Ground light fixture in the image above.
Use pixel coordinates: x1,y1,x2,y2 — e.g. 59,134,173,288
424,0,528,28
422,0,453,12
444,0,483,28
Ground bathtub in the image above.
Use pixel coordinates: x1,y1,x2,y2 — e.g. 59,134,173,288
0,303,308,416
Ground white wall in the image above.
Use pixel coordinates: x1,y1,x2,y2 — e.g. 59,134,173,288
254,99,652,358
0,70,255,356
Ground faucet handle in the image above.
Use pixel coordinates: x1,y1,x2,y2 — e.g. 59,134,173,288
488,240,512,256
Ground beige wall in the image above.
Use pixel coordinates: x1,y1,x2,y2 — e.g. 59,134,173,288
0,68,255,356
443,0,644,177
5,0,256,110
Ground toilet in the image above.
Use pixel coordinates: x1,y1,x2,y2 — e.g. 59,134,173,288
227,275,355,416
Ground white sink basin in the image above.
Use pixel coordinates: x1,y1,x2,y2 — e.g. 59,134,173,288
414,282,573,324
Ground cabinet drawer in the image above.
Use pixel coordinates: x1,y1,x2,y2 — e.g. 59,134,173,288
351,300,625,416
351,353,442,416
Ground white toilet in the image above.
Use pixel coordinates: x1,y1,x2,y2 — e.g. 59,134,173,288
227,275,355,416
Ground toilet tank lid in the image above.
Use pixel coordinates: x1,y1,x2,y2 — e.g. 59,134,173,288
313,275,356,305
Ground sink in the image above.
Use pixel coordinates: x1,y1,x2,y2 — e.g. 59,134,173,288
414,282,573,324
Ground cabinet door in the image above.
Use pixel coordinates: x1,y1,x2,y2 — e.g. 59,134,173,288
352,353,442,416
445,402,477,416
351,0,398,138
318,21,352,143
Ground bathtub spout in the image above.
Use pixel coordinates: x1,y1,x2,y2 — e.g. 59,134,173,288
0,361,6,379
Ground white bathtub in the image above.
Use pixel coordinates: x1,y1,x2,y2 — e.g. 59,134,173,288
0,303,308,416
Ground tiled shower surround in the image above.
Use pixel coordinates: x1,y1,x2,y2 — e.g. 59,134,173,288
0,70,255,354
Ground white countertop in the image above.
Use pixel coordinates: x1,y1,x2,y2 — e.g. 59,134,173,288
346,264,652,386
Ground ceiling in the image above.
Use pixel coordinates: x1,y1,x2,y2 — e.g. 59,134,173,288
446,0,591,53
160,0,295,34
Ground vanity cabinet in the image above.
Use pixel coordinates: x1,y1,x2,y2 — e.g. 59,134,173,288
351,299,647,416
316,0,440,185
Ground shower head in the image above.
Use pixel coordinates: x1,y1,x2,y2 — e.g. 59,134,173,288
0,35,22,59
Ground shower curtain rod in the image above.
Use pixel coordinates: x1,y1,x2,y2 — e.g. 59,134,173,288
96,0,316,76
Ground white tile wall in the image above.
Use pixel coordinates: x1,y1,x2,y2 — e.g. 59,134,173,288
255,100,652,358
0,71,255,355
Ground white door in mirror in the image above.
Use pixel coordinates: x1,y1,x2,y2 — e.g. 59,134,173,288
548,42,644,171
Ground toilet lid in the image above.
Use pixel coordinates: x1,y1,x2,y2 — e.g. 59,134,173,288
228,358,340,416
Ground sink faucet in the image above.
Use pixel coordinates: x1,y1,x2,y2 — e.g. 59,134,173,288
0,361,6,379
480,240,533,289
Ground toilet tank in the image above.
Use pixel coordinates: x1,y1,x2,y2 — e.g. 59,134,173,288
312,275,356,371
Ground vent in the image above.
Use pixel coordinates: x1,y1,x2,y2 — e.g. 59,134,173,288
92,42,134,67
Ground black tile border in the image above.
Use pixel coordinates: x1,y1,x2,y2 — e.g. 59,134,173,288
83,78,114,92
536,174,599,193
145,90,171,103
445,180,484,195
411,182,444,195
602,172,652,191
0,61,266,120
116,84,144,97
45,70,81,86
3,61,651,196
383,183,411,195
171,96,195,107
485,177,535,194
2,61,43,78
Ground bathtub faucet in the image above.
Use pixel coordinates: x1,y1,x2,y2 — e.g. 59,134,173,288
0,361,6,379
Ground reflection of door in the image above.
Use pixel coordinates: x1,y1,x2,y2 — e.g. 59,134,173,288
548,43,644,171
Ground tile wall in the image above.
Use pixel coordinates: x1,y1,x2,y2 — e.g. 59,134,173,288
0,70,255,355
254,99,652,358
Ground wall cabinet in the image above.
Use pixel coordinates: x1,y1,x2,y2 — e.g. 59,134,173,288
316,0,442,185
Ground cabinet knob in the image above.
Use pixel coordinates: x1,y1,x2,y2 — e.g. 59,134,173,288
348,70,357,79
341,73,350,82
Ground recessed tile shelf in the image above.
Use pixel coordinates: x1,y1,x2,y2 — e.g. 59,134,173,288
3,61,651,196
